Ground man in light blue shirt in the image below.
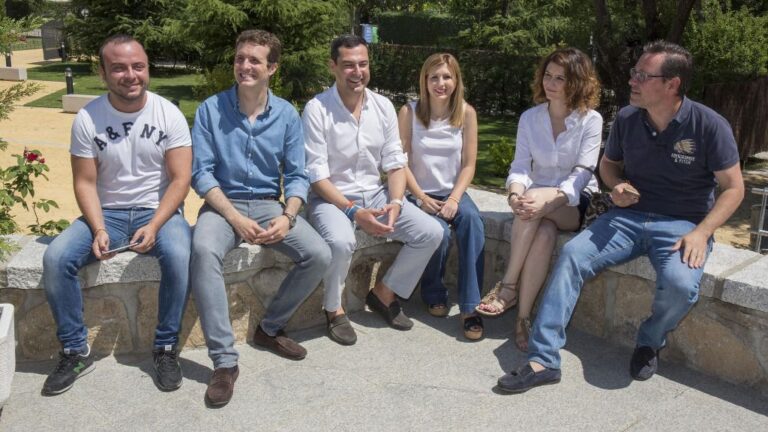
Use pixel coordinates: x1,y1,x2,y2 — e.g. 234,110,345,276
190,29,331,407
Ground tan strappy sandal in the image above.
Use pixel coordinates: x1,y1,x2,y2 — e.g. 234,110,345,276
475,281,518,317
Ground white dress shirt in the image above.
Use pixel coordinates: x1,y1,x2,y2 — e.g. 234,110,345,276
506,103,603,206
303,84,408,195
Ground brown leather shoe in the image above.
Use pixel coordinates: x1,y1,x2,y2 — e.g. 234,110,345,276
252,325,307,360
205,365,239,407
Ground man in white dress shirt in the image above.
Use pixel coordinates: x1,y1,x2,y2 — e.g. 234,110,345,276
302,35,443,345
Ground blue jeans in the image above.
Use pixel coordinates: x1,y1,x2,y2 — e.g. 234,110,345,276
528,209,712,369
410,193,485,314
190,200,331,369
43,209,191,352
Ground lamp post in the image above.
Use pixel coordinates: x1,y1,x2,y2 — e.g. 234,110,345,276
65,67,74,94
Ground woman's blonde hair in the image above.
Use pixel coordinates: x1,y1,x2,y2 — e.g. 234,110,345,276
531,47,600,112
415,53,465,128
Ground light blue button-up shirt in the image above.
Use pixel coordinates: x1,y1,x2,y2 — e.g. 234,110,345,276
192,86,308,201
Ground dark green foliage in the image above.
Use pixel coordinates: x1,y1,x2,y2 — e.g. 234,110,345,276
173,0,348,101
5,0,45,19
376,11,464,46
685,1,768,96
65,0,194,64
488,137,514,177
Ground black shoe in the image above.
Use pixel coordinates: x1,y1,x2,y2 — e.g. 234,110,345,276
153,345,183,391
326,313,357,345
497,363,561,394
365,291,413,330
42,345,95,396
630,346,658,381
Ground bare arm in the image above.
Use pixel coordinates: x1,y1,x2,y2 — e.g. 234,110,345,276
440,104,478,219
398,104,443,215
672,163,744,268
600,156,639,207
71,156,110,259
131,146,192,253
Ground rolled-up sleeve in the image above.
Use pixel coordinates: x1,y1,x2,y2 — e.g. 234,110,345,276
302,100,331,183
191,103,221,198
380,99,408,172
505,113,534,190
557,112,603,206
282,111,309,200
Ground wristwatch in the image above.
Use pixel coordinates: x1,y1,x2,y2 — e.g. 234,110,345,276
390,199,404,208
282,211,297,229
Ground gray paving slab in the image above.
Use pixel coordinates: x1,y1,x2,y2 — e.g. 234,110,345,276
1,303,766,432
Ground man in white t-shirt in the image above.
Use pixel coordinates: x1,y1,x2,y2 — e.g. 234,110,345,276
303,35,443,345
41,35,193,396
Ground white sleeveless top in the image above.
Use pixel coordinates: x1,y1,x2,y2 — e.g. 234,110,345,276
408,101,463,196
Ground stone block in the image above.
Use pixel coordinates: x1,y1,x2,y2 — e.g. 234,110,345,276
232,282,264,343
0,67,27,81
179,296,206,350
62,94,99,113
668,301,763,385
18,293,131,359
697,244,761,298
610,276,654,345
722,255,768,313
285,285,325,331
5,237,51,289
571,276,607,338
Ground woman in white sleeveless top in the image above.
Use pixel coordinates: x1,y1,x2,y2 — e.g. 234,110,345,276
476,48,603,352
398,53,486,340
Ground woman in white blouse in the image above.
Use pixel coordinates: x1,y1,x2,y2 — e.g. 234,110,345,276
476,47,603,351
399,53,486,340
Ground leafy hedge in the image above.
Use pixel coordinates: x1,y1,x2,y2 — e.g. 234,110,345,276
369,43,537,116
376,11,464,47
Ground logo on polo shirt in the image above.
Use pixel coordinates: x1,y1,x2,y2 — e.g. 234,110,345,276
671,139,696,165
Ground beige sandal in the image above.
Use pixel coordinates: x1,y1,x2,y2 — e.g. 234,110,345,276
475,281,518,317
515,316,532,352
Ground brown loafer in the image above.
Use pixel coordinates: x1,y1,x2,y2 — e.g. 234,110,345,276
326,313,357,345
252,325,307,360
205,365,239,407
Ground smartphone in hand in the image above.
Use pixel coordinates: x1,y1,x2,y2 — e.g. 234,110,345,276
102,241,140,255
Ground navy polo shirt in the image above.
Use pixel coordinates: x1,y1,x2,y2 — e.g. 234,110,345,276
604,97,739,223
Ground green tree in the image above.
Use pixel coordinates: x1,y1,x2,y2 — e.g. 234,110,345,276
64,0,194,64
685,0,768,94
174,0,348,101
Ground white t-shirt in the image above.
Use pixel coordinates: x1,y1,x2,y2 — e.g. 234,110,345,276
70,91,191,209
408,100,463,196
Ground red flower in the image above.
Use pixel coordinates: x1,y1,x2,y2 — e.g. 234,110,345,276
25,152,39,162
39,157,46,164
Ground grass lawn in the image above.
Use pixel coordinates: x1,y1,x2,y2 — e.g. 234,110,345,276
475,116,517,190
25,62,201,124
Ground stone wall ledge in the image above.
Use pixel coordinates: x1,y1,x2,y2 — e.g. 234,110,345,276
1,189,767,393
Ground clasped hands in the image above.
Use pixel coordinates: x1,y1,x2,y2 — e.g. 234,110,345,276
419,195,458,220
508,194,548,220
232,213,291,245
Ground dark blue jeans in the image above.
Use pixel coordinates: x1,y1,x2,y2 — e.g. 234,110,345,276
411,193,485,314
43,208,191,352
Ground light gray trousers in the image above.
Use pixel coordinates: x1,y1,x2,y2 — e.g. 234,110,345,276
308,187,443,312
191,200,331,369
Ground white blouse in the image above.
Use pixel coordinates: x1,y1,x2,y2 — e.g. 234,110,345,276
506,103,603,206
408,101,463,196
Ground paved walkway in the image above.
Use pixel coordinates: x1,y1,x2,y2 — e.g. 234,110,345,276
1,304,766,431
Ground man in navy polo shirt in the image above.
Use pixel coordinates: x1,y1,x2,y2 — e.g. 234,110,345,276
498,40,744,393
190,29,331,407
